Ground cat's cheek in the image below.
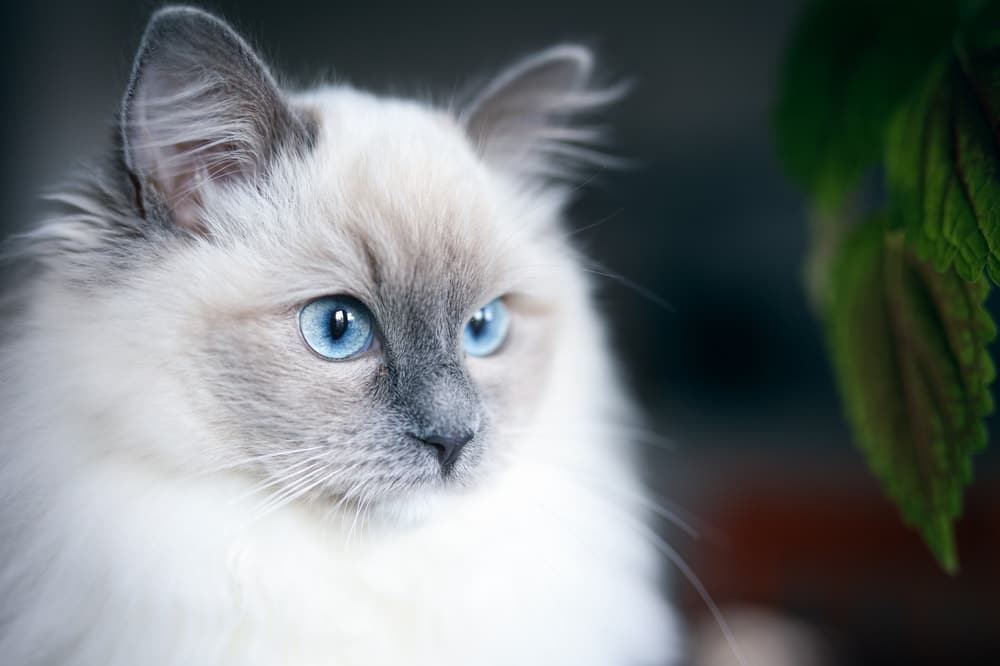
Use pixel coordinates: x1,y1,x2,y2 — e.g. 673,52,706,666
475,317,556,419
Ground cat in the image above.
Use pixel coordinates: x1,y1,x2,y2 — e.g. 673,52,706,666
0,6,680,665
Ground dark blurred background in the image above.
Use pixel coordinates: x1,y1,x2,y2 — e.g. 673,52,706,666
2,1,997,664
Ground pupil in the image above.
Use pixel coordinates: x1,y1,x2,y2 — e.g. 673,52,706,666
469,309,487,337
330,309,350,340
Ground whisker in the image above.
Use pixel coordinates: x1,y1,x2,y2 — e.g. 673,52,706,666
194,445,328,479
503,423,677,453
499,425,727,545
250,464,330,522
579,257,676,314
630,519,748,666
348,496,369,544
560,207,624,241
226,455,325,507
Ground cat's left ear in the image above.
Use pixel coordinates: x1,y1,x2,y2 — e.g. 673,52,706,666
460,45,626,179
121,6,314,231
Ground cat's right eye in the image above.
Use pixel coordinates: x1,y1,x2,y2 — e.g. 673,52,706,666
298,296,375,360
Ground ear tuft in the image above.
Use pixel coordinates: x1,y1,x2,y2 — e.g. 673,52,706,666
460,44,628,180
121,6,314,231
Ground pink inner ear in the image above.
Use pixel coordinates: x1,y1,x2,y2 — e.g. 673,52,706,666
124,60,265,233
142,138,247,233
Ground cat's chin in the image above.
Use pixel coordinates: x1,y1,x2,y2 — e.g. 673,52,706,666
332,489,450,533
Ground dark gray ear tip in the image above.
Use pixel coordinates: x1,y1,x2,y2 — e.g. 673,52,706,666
146,5,230,33
537,44,595,72
140,5,246,52
520,43,596,86
123,6,227,143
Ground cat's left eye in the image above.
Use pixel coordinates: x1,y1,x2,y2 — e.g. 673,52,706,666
298,295,375,360
463,298,510,357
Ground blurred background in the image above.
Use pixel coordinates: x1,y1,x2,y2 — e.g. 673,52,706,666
2,1,997,664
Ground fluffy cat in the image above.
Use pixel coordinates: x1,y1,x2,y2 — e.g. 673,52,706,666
0,6,680,665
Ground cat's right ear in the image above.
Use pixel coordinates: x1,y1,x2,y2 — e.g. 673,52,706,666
121,6,314,231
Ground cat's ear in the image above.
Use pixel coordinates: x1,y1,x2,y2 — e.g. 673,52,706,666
460,45,626,179
121,6,314,231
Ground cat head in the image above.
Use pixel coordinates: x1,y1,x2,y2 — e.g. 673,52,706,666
22,6,624,522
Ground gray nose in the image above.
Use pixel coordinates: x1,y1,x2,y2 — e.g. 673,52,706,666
416,430,474,474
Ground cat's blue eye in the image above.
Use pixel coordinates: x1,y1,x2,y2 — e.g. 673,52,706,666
463,298,509,357
299,296,375,360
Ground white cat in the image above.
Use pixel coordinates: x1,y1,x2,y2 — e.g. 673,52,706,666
0,6,680,665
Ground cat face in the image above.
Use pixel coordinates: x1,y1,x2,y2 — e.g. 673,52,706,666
183,105,571,511
26,7,621,519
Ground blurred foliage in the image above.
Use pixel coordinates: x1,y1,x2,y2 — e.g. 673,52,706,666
827,221,994,573
774,1,963,209
775,0,1000,572
888,38,1000,284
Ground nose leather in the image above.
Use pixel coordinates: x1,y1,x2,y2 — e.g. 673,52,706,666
416,430,474,473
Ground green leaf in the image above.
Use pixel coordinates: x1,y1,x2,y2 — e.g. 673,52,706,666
774,0,962,209
826,220,996,573
887,44,1000,284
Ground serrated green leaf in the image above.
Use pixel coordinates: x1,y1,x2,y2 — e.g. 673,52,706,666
887,44,1000,284
774,0,962,209
826,220,995,573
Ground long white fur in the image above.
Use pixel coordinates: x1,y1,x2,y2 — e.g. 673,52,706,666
0,16,681,666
